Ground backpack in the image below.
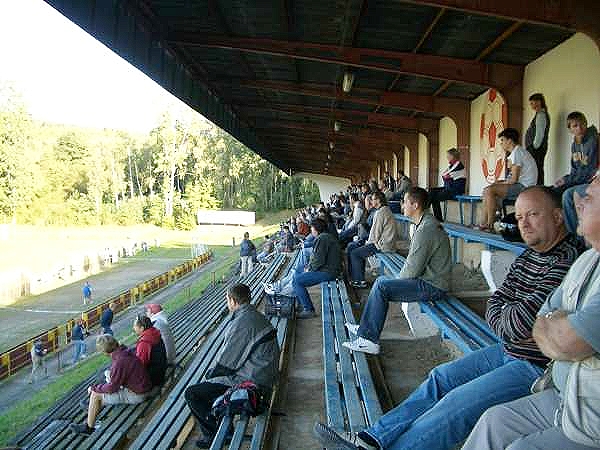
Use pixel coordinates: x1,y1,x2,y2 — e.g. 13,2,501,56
211,381,268,419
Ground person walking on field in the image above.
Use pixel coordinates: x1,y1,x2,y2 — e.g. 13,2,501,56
239,232,256,277
82,281,92,305
29,340,48,384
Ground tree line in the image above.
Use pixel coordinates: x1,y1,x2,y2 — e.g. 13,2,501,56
0,84,320,229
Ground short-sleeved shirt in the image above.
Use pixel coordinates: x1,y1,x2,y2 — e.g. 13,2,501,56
539,250,600,392
508,145,538,187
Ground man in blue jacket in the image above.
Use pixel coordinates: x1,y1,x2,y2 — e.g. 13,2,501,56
100,303,115,335
554,111,598,235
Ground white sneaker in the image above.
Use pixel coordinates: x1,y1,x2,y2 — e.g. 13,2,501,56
342,337,380,355
344,322,360,335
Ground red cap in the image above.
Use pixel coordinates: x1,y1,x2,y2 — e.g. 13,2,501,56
146,304,162,314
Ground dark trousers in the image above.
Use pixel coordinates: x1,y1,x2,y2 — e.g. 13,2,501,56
528,147,547,185
428,187,456,222
347,242,378,282
184,382,230,437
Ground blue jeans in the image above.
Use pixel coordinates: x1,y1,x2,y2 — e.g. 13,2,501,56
348,242,378,282
292,271,336,312
303,234,316,248
365,344,543,450
72,340,86,364
358,276,447,343
103,327,114,335
562,184,588,235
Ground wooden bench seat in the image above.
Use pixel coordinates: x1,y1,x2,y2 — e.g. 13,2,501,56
129,250,299,450
321,279,382,433
375,252,500,354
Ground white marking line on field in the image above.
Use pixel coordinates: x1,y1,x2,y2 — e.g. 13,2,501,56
0,306,81,314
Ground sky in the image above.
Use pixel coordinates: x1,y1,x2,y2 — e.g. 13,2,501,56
0,0,190,133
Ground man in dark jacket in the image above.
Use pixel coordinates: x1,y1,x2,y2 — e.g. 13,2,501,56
239,232,256,276
100,302,115,335
71,318,88,364
184,284,279,448
70,334,152,436
292,218,341,318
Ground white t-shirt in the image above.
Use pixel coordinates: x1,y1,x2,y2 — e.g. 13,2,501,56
508,145,538,187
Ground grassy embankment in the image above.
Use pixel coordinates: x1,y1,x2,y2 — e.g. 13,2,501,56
0,212,290,446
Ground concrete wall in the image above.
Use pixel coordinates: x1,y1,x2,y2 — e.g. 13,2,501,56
522,33,600,184
438,117,458,185
295,172,351,203
418,133,429,188
403,145,410,176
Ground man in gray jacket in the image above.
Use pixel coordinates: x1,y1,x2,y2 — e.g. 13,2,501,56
344,187,451,355
348,191,401,288
184,284,279,448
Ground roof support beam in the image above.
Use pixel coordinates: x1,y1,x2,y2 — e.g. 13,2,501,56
222,79,468,118
406,0,600,50
170,35,523,89
375,7,446,113
434,20,523,97
237,102,439,133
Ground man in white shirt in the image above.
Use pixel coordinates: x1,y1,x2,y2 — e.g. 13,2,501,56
478,128,538,231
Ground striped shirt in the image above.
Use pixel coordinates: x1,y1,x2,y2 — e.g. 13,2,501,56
486,234,584,365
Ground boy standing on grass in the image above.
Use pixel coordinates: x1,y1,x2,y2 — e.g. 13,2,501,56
239,232,256,277
82,281,92,305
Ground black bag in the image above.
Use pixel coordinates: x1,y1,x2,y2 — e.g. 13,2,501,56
211,381,267,419
499,212,524,242
264,293,295,318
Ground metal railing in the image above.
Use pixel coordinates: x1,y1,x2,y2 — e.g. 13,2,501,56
0,250,212,381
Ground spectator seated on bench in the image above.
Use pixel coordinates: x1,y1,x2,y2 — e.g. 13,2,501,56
477,128,538,232
428,147,466,222
314,186,584,450
343,187,452,355
256,235,275,264
70,335,153,436
552,111,598,236
184,284,279,449
145,303,176,365
133,315,168,390
465,178,600,450
348,191,401,289
277,219,341,319
340,193,365,247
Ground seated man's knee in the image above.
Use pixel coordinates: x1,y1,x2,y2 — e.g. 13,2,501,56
562,186,575,206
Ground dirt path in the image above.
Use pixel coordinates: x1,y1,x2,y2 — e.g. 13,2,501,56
0,256,224,415
0,255,192,352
